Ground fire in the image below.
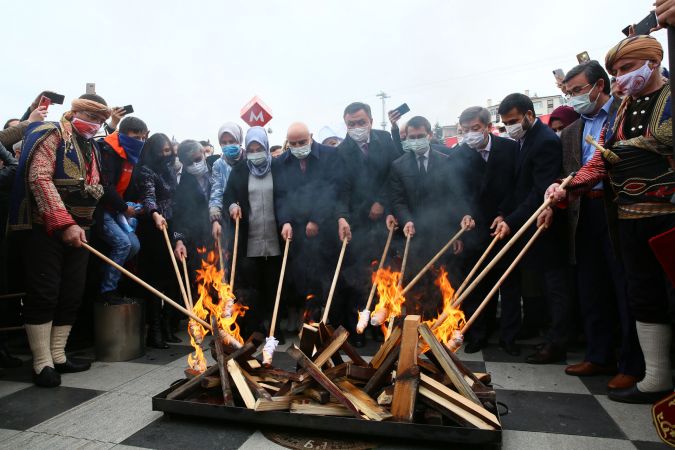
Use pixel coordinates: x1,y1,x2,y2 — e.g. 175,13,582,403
369,267,405,338
425,267,466,351
186,249,248,371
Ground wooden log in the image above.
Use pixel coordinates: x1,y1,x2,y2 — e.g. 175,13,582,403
290,401,354,417
370,327,402,369
363,346,399,396
166,342,254,400
299,324,319,359
287,346,361,418
320,323,368,367
474,372,492,385
420,373,500,429
418,323,481,405
289,363,349,395
212,315,235,406
419,387,495,430
337,380,393,421
200,376,220,389
259,383,280,393
241,367,273,401
275,381,293,397
313,326,349,368
391,315,421,422
445,345,487,389
317,322,345,367
251,368,302,383
377,386,394,406
417,358,440,375
305,387,330,404
346,364,377,382
254,395,306,412
227,359,256,409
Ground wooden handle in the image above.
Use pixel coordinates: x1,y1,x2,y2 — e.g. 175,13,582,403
162,227,191,312
215,236,225,276
461,225,546,335
452,235,499,304
270,238,291,338
82,242,211,330
181,257,194,312
230,217,240,288
452,173,575,309
398,233,412,288
364,225,395,311
322,238,349,324
401,227,466,297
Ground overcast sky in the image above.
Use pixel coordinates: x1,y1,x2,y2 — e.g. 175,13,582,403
0,0,665,147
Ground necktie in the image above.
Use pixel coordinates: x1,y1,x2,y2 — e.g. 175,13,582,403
418,155,427,175
361,142,369,156
479,150,489,162
300,159,307,173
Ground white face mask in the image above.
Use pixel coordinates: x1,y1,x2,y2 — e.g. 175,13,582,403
616,61,654,97
186,159,208,177
464,130,487,149
347,127,369,144
403,137,430,156
290,144,311,160
505,121,526,140
247,151,267,166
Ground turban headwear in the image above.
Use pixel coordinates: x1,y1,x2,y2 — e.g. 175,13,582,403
605,35,663,76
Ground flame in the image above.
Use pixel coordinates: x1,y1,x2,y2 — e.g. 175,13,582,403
369,267,405,339
424,267,465,351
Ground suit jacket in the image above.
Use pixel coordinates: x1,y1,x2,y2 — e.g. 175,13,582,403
336,129,402,226
503,119,566,268
453,136,518,245
560,97,621,263
222,160,282,257
172,171,211,251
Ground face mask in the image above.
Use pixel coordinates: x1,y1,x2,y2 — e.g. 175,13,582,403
118,133,145,165
247,151,268,166
347,127,369,144
72,117,101,139
505,118,527,140
404,137,430,156
161,154,175,167
221,144,241,160
186,159,208,177
567,83,598,115
616,61,653,97
463,130,487,149
290,144,311,160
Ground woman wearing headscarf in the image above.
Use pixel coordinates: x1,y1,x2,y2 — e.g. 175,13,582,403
172,140,213,280
548,106,580,136
223,127,282,338
210,122,244,248
129,133,177,349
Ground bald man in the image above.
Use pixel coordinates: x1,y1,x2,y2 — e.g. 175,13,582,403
274,122,342,330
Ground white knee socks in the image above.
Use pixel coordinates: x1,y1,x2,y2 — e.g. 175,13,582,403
636,321,673,393
25,322,53,373
50,325,72,365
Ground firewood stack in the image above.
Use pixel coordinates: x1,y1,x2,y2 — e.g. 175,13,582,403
166,315,500,431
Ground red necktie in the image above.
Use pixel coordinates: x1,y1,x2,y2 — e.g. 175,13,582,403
300,159,307,173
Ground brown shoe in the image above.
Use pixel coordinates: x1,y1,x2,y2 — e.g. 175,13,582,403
608,374,640,390
565,361,617,376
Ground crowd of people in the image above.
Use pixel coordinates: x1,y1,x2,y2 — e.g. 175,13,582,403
0,25,673,409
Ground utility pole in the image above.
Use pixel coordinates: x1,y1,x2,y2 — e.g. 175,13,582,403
376,91,390,130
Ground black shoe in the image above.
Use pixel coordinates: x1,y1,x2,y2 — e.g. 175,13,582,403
526,343,565,364
608,384,673,404
464,340,487,354
33,366,61,387
54,358,91,373
0,349,22,368
499,340,521,356
147,334,169,349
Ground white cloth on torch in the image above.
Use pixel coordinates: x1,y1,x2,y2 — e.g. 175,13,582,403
356,309,370,333
446,330,464,352
370,308,388,326
222,298,234,318
262,336,279,365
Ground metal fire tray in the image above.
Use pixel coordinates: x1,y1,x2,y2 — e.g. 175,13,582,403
152,386,502,446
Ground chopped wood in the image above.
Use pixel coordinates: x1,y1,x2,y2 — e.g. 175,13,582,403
418,323,480,405
474,372,492,385
391,315,421,422
417,358,440,375
305,387,330,404
275,380,293,397
313,326,349,367
370,327,402,369
420,373,500,429
259,382,280,393
424,408,444,425
200,376,220,389
419,386,495,430
241,368,273,401
212,315,235,406
289,363,349,396
445,344,487,389
346,364,377,382
247,359,261,369
287,346,360,418
364,346,399,395
251,368,302,382
377,386,394,406
290,401,353,417
254,395,306,412
299,324,319,359
320,323,368,366
317,322,345,367
337,379,393,421
227,359,256,409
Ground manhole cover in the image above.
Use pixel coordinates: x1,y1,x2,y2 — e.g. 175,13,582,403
263,430,377,450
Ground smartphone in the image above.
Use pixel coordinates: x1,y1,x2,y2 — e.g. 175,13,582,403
44,92,65,105
552,69,565,83
392,103,410,117
86,83,96,95
576,51,590,64
632,11,658,36
122,105,134,114
38,95,52,110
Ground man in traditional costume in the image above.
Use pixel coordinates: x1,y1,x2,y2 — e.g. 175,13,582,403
9,94,111,387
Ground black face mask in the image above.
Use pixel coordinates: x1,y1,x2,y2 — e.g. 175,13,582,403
161,154,175,167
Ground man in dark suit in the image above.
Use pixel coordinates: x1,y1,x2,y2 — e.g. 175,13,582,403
389,116,473,318
559,61,644,390
336,102,402,345
274,122,341,328
453,107,521,355
495,93,571,364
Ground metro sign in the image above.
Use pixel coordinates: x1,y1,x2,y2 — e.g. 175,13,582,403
240,96,273,127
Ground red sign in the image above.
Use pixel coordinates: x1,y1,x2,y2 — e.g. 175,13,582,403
652,392,675,447
240,96,273,127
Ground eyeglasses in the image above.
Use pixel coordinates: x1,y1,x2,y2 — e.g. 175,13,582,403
565,83,592,98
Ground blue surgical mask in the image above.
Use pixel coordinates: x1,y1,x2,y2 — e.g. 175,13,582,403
290,144,311,160
247,151,267,166
221,144,241,159
403,137,430,155
567,83,598,115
